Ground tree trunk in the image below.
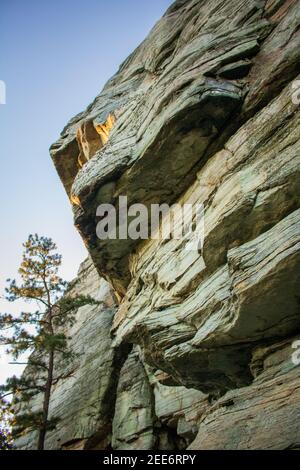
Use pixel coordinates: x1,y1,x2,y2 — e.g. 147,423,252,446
37,349,54,450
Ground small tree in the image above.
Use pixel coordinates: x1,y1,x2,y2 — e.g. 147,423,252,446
0,235,97,450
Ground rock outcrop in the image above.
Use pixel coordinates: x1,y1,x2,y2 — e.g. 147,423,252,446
18,0,300,449
15,259,206,450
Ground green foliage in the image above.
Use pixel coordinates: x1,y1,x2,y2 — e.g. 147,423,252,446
0,427,12,450
0,402,13,450
0,234,97,449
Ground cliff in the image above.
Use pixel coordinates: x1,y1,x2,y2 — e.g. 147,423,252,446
17,0,300,449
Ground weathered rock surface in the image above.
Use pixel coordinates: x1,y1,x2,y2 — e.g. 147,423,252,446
17,0,300,450
112,347,206,450
15,260,207,450
51,0,300,296
189,335,300,450
14,259,118,450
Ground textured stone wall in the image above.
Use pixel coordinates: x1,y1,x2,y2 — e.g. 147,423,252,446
18,0,300,449
15,259,207,450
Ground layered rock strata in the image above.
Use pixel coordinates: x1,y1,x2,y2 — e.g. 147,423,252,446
17,0,300,449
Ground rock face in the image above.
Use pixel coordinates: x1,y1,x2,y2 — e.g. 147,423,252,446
190,336,300,450
19,0,300,449
14,259,119,450
50,0,300,296
15,259,206,450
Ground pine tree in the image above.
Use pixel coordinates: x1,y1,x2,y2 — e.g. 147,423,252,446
0,235,97,450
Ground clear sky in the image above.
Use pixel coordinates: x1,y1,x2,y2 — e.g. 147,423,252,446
0,0,173,384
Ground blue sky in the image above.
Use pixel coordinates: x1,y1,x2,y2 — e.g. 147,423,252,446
0,0,173,383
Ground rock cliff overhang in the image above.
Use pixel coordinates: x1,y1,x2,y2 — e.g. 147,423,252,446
50,0,300,394
50,0,295,294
